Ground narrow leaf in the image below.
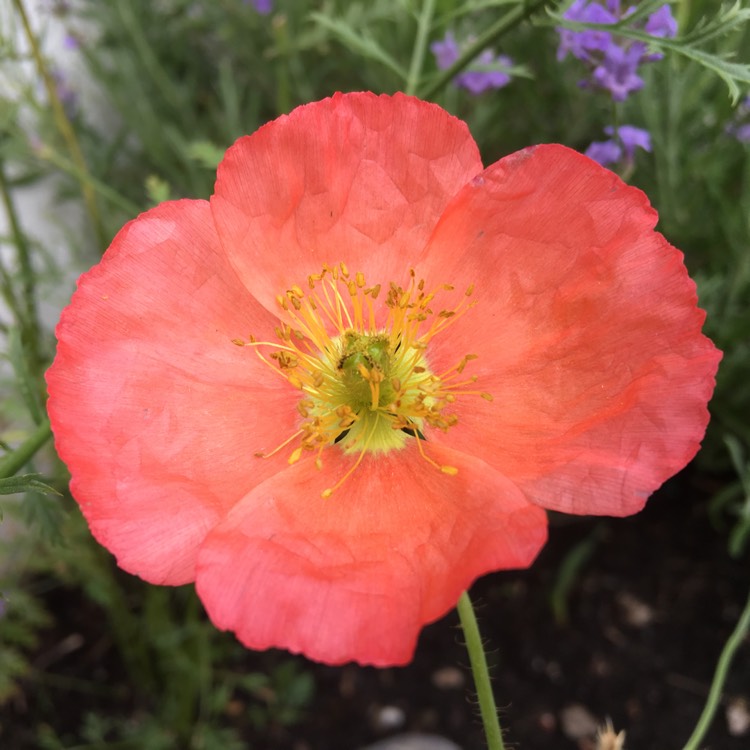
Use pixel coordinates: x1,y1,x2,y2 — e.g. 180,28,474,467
0,473,60,496
310,12,408,80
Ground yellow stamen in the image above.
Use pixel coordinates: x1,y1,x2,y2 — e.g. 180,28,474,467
241,264,491,496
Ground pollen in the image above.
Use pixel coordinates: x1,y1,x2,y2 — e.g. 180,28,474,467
240,263,486,497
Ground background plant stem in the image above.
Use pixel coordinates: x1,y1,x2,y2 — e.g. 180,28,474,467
418,0,552,100
682,588,750,750
0,420,52,479
12,0,105,246
405,0,436,95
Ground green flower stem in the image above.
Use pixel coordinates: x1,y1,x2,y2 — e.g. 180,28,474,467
418,0,553,101
0,420,52,479
682,588,750,750
405,0,437,96
457,590,505,750
12,0,105,247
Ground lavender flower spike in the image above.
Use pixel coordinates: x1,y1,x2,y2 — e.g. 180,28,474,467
245,0,272,13
585,124,652,166
431,31,513,95
557,2,678,101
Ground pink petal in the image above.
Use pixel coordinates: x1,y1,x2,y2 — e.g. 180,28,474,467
210,92,483,316
196,442,547,666
416,145,721,515
46,200,301,583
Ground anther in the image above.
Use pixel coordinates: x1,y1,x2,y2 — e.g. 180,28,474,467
246,263,485,496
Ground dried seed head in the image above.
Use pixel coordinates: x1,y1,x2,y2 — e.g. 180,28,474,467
596,719,626,750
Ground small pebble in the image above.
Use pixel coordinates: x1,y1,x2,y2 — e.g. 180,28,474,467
726,697,750,736
431,666,465,689
360,733,462,750
371,704,406,731
538,711,557,732
560,704,599,740
617,592,654,627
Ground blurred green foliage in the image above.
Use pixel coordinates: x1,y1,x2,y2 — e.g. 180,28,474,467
0,0,748,746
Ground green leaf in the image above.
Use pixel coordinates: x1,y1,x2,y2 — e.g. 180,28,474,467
145,174,172,205
729,514,750,557
681,1,750,47
309,12,408,81
656,41,750,104
7,326,44,426
186,140,226,170
0,473,60,497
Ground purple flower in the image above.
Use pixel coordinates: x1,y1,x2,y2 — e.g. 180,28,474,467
245,0,272,13
585,139,622,165
557,0,617,62
431,31,460,69
50,67,78,118
455,51,513,94
585,124,651,166
431,32,513,95
591,44,645,101
640,5,678,61
608,124,652,157
558,2,678,101
727,96,750,143
645,5,678,37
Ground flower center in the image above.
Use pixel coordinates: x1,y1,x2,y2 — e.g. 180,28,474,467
234,263,491,497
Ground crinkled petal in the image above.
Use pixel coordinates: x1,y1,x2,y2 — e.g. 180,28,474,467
416,144,721,516
210,92,483,316
195,443,547,666
46,200,301,584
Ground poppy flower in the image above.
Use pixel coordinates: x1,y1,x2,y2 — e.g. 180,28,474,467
46,92,720,666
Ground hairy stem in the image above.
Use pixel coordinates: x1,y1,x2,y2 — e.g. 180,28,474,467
457,590,505,750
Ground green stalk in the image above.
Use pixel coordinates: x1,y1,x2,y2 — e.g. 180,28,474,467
12,0,105,246
35,143,141,217
0,159,41,367
675,0,692,34
114,0,186,117
682,588,750,750
272,12,293,115
457,590,505,750
0,420,52,479
418,0,552,101
405,0,437,96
